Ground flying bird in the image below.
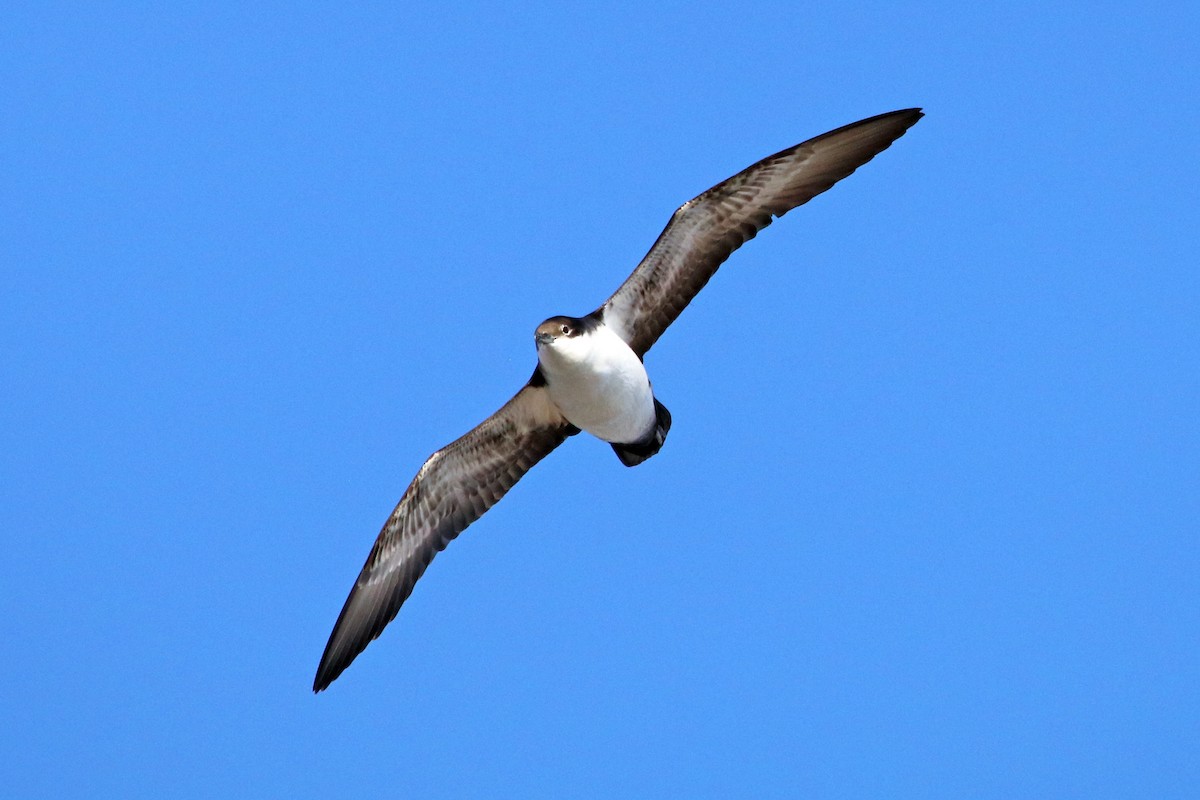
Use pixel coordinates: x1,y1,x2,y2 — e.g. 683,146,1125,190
314,108,923,691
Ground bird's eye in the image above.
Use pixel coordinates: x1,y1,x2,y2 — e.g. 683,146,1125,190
561,324,571,335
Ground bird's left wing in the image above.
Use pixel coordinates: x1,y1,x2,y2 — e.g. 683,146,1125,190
599,108,923,356
314,380,574,691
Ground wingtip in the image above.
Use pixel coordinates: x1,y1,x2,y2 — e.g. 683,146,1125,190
866,107,924,128
814,107,924,150
313,648,350,693
878,107,924,127
312,665,339,693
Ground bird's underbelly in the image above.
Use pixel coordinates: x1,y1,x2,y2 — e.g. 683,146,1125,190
546,360,656,444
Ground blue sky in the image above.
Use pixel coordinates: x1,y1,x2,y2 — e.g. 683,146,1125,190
2,2,1197,797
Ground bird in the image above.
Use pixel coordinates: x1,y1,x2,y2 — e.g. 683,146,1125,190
313,108,923,691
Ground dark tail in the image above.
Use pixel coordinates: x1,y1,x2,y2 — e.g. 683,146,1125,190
611,398,672,467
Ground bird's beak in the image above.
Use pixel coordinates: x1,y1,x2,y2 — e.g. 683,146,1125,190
535,331,554,347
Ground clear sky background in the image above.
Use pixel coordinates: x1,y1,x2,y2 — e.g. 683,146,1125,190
2,2,1197,797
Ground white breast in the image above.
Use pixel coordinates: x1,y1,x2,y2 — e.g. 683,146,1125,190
537,323,656,444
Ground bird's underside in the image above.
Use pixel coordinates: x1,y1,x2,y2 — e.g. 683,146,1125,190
313,107,923,691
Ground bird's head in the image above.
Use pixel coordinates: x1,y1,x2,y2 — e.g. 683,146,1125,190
534,316,585,348
534,315,600,369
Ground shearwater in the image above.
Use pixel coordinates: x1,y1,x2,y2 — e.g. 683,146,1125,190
314,108,923,691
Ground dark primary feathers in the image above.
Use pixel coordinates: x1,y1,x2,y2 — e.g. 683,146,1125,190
600,108,923,356
313,384,575,691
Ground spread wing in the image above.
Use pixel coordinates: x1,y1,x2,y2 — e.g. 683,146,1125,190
599,108,923,356
314,380,574,691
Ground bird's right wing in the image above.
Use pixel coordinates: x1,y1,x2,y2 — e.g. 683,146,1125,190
314,379,575,691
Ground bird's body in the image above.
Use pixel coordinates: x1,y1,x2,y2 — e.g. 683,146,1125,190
535,316,656,445
314,108,923,691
